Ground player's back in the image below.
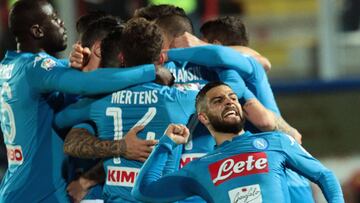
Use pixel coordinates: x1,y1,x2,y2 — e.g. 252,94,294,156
89,82,196,202
182,131,291,203
0,51,67,202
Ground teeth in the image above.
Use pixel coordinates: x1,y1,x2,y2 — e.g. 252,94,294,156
224,110,236,117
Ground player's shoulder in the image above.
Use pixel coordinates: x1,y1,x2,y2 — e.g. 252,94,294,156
31,52,63,71
144,82,197,99
246,131,289,150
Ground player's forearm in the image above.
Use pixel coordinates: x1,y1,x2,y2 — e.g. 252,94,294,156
80,160,105,187
167,45,253,77
132,136,188,202
243,99,276,131
64,128,125,158
317,170,344,203
274,115,302,144
229,46,271,71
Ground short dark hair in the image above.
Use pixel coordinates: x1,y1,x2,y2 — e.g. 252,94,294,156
76,11,111,34
196,81,230,113
134,4,187,21
100,29,123,67
9,0,48,40
120,18,163,67
80,16,122,48
200,16,249,46
155,14,194,40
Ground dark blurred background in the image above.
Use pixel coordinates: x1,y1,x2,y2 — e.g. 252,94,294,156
1,0,360,202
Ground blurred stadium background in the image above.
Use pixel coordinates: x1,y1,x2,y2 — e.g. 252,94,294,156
0,0,360,202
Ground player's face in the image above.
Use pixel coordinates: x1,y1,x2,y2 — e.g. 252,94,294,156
39,2,67,52
204,85,245,134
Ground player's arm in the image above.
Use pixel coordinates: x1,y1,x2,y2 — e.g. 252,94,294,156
171,32,270,71
217,69,276,131
167,45,253,78
67,160,105,202
229,46,271,71
281,134,344,203
28,56,156,95
162,90,198,175
274,115,302,144
64,125,156,162
53,98,94,130
132,124,199,202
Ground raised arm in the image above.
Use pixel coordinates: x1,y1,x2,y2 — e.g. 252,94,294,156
217,69,276,132
171,32,270,72
281,134,344,203
229,46,271,71
167,45,253,78
132,124,199,203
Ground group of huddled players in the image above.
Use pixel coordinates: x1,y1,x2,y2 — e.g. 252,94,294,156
0,0,344,203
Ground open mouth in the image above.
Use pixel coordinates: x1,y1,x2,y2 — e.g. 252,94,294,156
222,108,239,119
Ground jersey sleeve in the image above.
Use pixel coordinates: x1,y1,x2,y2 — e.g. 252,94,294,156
176,89,197,119
132,135,198,202
216,69,255,101
58,58,70,66
167,45,253,78
280,134,344,203
246,57,281,115
72,123,96,135
53,98,95,130
28,56,155,95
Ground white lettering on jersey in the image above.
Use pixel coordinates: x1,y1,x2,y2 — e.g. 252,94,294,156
0,64,14,79
106,166,139,187
169,66,204,83
111,90,158,105
228,184,262,203
209,152,268,186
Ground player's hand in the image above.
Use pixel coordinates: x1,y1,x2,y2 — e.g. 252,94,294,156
66,177,91,203
155,65,175,86
69,43,91,69
122,125,158,162
165,124,190,144
172,32,208,48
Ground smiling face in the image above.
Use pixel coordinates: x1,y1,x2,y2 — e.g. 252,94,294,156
199,85,245,134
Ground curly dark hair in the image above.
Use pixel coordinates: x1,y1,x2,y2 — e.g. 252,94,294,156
200,16,249,46
120,18,163,67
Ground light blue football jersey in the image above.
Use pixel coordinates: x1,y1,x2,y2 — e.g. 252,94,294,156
54,82,197,202
0,51,156,203
167,45,314,203
133,132,344,203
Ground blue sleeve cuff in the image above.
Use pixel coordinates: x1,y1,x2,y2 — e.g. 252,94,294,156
158,135,179,153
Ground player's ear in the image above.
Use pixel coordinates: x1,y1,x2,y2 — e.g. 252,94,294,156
92,41,101,58
213,39,222,45
158,51,167,65
198,112,209,125
30,24,44,38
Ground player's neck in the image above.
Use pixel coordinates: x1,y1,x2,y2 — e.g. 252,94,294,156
213,129,245,145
